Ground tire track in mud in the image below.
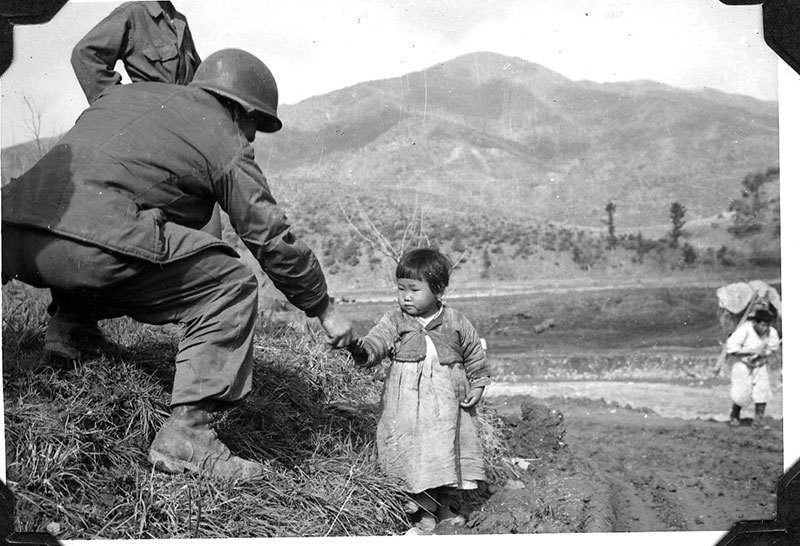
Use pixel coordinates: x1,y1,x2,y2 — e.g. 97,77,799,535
581,439,693,531
549,398,783,532
605,473,663,531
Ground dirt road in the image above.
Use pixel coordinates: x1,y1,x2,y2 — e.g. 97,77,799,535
487,379,784,421
344,283,786,537
561,397,781,532
441,396,783,535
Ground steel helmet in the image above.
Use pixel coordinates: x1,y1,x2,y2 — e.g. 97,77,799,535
189,48,282,133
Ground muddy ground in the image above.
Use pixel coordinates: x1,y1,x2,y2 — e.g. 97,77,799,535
342,284,786,537
436,396,783,536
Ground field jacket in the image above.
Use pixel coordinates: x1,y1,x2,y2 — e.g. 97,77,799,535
2,82,328,316
71,1,201,104
360,305,490,388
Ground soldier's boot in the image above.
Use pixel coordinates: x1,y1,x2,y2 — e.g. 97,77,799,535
44,315,112,363
728,404,741,427
752,403,771,430
148,404,263,480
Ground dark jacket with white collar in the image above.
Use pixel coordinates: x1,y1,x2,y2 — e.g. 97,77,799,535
359,304,490,388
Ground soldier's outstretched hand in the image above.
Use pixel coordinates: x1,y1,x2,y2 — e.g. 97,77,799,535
317,302,355,349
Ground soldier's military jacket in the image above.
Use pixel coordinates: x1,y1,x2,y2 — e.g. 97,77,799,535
2,82,328,315
71,1,201,104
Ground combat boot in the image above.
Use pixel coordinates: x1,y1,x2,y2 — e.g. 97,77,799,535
148,404,263,480
44,315,113,363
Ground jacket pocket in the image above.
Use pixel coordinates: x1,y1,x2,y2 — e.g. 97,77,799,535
138,206,166,226
142,42,179,61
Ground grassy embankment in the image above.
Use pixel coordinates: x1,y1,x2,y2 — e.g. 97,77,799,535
2,283,515,539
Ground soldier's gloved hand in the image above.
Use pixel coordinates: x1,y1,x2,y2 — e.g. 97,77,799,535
460,386,485,408
317,302,354,349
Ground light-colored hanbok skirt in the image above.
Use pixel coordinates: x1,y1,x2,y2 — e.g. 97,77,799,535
376,338,485,494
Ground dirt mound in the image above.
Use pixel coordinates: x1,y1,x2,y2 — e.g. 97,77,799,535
501,402,567,460
437,401,613,535
460,450,613,534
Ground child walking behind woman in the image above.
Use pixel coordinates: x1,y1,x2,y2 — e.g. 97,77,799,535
349,248,490,533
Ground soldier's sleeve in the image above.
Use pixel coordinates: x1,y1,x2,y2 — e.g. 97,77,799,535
216,146,329,317
184,22,202,68
70,4,132,104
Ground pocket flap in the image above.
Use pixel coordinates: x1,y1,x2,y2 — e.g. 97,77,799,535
142,43,179,61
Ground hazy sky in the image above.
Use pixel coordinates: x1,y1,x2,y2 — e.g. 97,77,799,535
0,0,777,147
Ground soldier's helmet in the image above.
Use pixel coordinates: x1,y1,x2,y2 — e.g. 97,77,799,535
189,48,282,133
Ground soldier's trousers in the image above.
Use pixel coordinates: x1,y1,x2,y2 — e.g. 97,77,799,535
2,223,258,406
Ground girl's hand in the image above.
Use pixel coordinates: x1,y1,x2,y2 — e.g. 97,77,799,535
346,339,371,367
460,386,485,408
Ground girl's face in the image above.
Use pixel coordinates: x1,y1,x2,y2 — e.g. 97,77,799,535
397,277,441,319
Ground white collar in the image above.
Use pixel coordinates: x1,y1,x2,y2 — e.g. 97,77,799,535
415,305,443,328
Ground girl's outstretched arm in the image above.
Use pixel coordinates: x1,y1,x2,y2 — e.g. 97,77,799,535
349,310,398,367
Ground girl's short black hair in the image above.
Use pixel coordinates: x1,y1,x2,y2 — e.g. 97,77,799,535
396,248,452,295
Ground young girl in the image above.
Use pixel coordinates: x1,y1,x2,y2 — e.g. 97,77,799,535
725,308,781,429
349,248,490,532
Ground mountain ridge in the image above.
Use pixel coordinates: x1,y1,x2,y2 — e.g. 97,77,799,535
2,51,778,232
0,51,780,288
253,51,777,229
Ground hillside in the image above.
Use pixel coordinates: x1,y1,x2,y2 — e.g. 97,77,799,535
251,52,779,293
257,51,778,228
1,51,780,293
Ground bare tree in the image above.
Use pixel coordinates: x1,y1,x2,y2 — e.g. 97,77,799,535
338,193,468,270
21,94,49,157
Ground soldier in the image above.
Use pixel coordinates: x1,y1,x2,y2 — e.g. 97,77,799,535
2,49,354,479
70,1,222,239
71,1,201,104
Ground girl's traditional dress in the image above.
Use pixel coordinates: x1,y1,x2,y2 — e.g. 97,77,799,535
359,304,490,493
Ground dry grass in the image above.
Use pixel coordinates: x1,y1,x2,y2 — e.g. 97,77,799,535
2,284,511,539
